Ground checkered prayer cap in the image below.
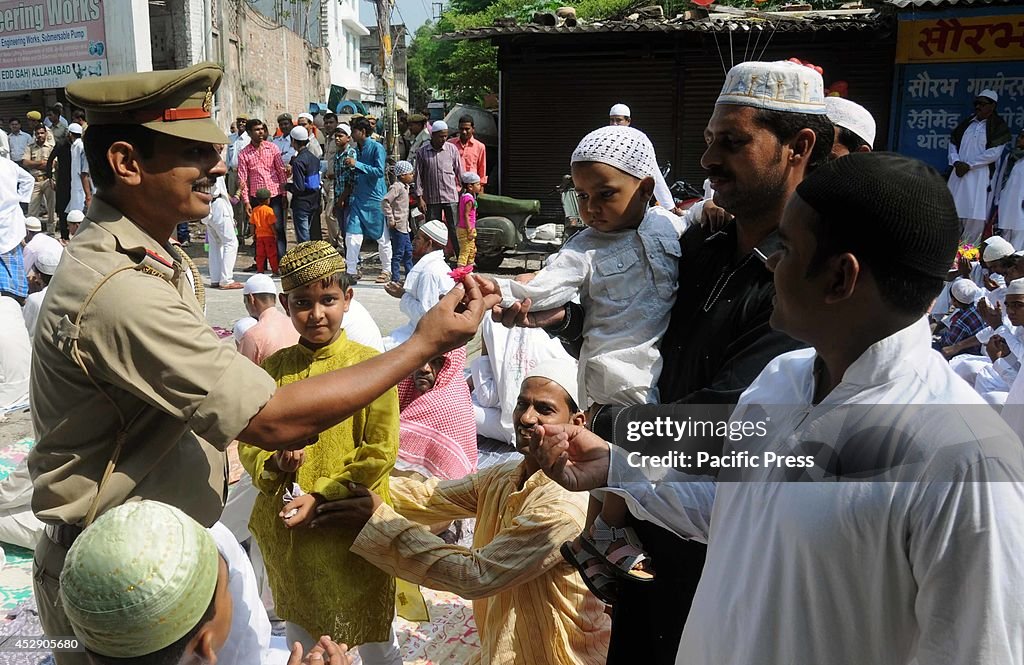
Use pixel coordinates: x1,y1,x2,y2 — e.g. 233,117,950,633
394,160,414,176
571,125,658,181
279,240,347,291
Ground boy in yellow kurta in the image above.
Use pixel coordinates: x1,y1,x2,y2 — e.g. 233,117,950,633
239,241,401,662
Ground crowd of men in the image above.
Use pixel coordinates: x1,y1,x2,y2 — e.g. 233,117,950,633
0,54,1022,665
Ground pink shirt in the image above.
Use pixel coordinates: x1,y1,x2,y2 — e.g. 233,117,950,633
448,136,487,184
238,307,300,365
237,140,288,199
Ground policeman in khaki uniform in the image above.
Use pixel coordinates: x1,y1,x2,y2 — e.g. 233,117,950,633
28,62,497,664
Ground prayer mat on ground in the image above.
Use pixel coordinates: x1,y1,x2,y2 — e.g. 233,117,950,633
0,440,36,612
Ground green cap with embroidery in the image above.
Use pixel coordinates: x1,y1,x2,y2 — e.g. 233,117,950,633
59,500,219,658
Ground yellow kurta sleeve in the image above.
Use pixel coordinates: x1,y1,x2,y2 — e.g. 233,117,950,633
389,473,480,525
238,442,288,496
310,385,399,501
351,492,585,600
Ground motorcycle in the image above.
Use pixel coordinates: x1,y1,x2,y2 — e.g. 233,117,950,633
474,193,564,272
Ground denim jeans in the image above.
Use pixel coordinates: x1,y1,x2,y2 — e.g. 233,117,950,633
292,206,313,243
390,228,413,281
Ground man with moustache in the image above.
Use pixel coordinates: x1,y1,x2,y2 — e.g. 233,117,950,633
493,60,830,663
28,62,498,664
313,361,611,665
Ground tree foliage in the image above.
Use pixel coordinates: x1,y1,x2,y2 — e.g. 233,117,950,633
407,0,848,108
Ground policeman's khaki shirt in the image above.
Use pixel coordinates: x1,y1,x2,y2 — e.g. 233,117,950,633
28,197,277,528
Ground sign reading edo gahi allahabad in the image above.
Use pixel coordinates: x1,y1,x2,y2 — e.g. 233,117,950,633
0,0,106,92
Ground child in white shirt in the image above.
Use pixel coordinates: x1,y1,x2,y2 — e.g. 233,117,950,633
490,125,681,600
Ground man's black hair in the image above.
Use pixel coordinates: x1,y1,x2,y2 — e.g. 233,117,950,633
87,589,217,665
350,117,372,134
244,118,265,135
323,112,337,122
82,124,158,190
72,109,87,122
248,292,278,306
753,109,834,172
835,126,870,154
805,215,944,315
458,115,474,127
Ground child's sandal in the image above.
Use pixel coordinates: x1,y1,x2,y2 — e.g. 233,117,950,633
560,540,618,604
580,524,655,583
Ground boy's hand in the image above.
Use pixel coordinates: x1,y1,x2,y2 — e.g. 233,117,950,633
274,449,305,473
344,157,355,168
288,636,352,665
281,493,320,528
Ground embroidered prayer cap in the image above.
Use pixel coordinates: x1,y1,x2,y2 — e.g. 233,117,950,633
243,273,277,295
278,240,347,292
431,120,449,134
795,152,959,281
1007,279,1024,297
394,160,413,176
34,246,63,276
978,89,998,103
59,500,219,659
571,125,658,181
461,171,481,184
824,97,876,147
609,103,631,118
67,210,85,223
525,359,580,409
65,62,228,144
24,217,41,232
420,219,448,246
26,110,41,121
950,278,982,305
255,188,272,200
717,60,827,115
67,123,83,135
983,236,1015,263
289,126,309,142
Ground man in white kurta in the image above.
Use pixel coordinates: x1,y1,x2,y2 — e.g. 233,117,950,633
65,124,91,214
206,177,240,289
382,220,455,349
998,133,1024,249
947,90,1011,243
531,152,1024,665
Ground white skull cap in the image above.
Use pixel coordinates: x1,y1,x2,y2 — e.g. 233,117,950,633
571,125,658,181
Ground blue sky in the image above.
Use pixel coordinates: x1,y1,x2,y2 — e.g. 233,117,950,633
360,0,432,35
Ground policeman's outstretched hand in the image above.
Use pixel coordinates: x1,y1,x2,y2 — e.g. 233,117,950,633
529,423,611,492
413,273,501,354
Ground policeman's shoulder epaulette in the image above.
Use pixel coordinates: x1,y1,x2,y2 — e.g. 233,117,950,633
134,249,176,282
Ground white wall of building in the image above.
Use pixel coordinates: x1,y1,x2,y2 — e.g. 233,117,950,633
325,0,368,98
105,0,153,74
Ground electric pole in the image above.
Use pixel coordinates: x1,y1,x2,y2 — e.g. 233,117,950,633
375,0,398,159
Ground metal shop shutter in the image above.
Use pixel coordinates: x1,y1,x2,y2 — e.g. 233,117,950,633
502,53,679,225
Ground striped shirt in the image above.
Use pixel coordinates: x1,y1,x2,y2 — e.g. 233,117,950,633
413,141,463,205
237,140,287,199
352,460,610,665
